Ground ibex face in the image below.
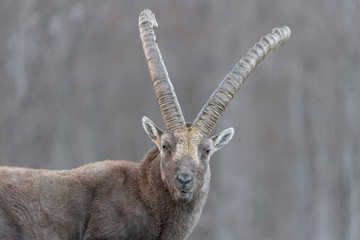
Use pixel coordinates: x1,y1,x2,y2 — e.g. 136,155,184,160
143,117,234,204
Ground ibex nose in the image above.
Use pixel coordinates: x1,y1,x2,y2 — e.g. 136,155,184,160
176,173,193,185
175,170,194,192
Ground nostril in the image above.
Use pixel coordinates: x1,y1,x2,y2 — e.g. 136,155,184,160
176,173,193,185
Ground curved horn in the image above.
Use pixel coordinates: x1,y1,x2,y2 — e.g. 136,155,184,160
193,26,291,136
139,9,185,131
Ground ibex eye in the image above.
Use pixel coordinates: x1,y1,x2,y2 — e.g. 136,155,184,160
162,145,169,151
202,149,210,157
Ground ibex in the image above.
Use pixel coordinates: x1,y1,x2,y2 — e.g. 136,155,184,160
0,9,290,240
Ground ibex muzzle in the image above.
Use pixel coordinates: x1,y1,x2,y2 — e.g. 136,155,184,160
174,165,195,203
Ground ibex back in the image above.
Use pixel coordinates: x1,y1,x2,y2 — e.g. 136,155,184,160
0,9,290,240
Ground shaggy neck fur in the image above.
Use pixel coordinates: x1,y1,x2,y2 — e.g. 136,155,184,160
137,147,209,240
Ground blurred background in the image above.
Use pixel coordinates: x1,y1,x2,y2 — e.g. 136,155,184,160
0,0,359,239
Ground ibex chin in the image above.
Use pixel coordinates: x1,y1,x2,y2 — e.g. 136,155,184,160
0,9,290,240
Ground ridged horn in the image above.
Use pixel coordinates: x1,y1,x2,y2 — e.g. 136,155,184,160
193,26,291,136
139,9,185,131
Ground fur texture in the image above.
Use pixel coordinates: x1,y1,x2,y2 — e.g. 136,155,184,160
0,147,209,240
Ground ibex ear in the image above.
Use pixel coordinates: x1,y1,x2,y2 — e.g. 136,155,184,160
211,128,234,153
142,116,164,147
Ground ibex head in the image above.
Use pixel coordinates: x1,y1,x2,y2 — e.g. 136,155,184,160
142,117,233,204
139,9,290,205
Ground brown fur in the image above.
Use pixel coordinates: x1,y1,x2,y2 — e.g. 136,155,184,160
0,147,209,239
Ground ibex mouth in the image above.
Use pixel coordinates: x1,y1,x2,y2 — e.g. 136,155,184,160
174,189,194,205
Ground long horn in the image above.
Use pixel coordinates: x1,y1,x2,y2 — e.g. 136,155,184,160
139,9,185,131
193,26,291,136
